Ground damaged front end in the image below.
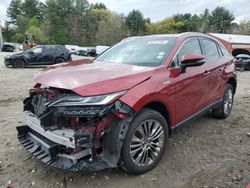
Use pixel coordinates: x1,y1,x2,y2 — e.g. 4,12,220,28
17,84,134,171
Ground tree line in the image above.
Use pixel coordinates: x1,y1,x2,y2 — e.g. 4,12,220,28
3,0,250,46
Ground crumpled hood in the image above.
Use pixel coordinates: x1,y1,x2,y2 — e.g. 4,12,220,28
33,60,155,96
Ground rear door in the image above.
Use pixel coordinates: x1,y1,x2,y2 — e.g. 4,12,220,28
43,46,57,65
200,38,228,103
170,38,210,124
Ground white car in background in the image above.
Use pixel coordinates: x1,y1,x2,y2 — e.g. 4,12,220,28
96,45,110,55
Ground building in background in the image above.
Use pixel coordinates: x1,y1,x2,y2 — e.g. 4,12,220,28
208,33,250,56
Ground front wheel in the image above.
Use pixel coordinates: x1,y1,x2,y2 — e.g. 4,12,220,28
13,59,25,68
120,108,168,175
212,84,234,119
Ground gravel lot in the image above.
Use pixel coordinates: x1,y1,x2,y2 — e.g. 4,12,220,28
0,52,249,188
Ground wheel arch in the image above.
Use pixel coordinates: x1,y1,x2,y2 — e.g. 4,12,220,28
54,56,66,63
143,101,171,134
13,58,27,66
227,77,237,94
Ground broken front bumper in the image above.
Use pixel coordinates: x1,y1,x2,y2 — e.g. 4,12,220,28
24,111,76,148
18,94,134,171
17,125,109,171
16,111,110,171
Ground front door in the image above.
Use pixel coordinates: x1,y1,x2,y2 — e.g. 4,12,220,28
29,46,44,65
170,38,210,124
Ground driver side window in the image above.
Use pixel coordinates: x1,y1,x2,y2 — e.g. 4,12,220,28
172,38,202,67
32,47,43,54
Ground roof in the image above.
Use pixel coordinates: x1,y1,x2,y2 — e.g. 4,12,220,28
124,32,210,41
208,33,250,44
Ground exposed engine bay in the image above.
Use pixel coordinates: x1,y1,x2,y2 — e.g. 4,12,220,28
17,84,134,171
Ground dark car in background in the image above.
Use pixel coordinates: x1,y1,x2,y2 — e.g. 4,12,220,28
236,54,250,71
87,49,97,57
4,45,72,68
1,44,15,52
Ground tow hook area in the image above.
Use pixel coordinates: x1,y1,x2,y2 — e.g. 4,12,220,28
17,125,109,171
17,116,133,171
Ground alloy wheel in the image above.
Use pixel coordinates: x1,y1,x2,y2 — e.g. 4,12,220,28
129,119,165,167
224,88,233,115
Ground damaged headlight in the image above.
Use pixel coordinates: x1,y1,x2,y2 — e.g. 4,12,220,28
48,91,127,107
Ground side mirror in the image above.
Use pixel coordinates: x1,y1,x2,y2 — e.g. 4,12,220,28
180,54,205,73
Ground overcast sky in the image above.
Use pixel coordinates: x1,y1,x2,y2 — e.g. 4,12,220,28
0,0,249,23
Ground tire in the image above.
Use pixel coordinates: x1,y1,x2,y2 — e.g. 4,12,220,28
54,58,65,64
120,108,168,175
13,59,25,68
212,84,234,119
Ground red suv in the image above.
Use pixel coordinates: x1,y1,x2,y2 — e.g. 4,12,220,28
17,33,237,174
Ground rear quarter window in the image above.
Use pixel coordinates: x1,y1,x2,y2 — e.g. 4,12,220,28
218,44,229,56
56,46,67,53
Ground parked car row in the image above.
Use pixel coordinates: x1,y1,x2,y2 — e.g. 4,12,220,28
73,48,97,57
4,45,72,68
73,46,110,57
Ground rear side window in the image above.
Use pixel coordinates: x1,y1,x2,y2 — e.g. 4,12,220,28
201,39,220,60
44,46,65,54
44,46,57,53
172,38,202,67
59,46,67,53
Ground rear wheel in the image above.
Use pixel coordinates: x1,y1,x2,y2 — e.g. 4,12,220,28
212,84,234,119
13,59,25,68
120,108,168,175
54,58,65,64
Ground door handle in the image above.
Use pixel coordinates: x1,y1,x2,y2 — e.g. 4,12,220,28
203,70,210,76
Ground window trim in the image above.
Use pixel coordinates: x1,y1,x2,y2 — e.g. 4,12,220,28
216,43,223,57
218,43,229,57
169,37,203,68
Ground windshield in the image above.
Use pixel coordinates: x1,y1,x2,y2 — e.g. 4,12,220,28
95,36,176,67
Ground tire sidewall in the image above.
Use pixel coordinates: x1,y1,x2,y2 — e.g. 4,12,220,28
121,108,168,175
13,59,25,68
223,84,234,117
54,58,65,64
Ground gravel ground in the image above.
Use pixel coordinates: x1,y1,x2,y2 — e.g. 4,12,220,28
0,52,249,188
